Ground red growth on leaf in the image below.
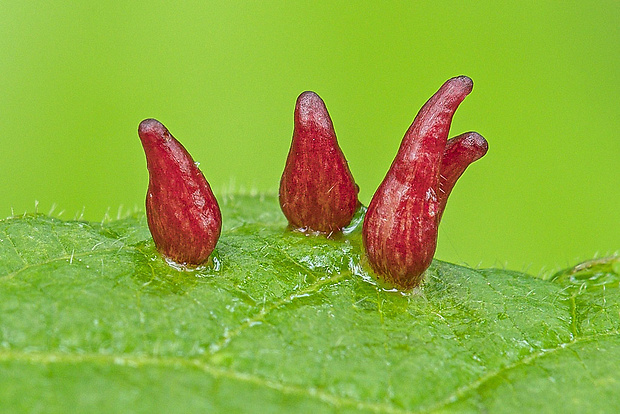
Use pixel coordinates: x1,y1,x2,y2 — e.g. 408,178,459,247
138,119,221,266
279,91,359,233
363,76,488,290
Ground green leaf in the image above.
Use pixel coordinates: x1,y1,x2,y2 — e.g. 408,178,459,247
1,194,618,413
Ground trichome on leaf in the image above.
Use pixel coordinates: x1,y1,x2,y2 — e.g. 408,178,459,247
279,91,359,234
138,118,222,266
363,76,488,290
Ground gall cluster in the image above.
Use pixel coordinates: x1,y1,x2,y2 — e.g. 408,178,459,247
138,76,487,290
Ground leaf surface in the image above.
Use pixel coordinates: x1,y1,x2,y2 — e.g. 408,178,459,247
0,195,618,413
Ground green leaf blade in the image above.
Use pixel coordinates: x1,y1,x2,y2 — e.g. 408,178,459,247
0,195,618,413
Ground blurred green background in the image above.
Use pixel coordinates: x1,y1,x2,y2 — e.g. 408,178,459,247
1,1,618,275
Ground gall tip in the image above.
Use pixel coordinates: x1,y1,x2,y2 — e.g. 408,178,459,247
459,131,488,161
295,91,332,131
138,118,169,143
138,118,165,133
451,75,474,94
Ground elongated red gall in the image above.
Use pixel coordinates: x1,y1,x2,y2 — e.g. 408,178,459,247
362,76,487,290
138,119,222,266
279,91,359,233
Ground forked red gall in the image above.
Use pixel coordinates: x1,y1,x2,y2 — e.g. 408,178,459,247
363,76,488,290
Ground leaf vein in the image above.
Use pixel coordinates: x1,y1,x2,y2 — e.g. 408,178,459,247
0,246,137,281
422,330,620,413
208,271,348,354
2,226,29,266
0,349,415,414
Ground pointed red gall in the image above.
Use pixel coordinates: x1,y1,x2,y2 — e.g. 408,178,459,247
138,119,222,266
279,91,359,233
362,76,487,290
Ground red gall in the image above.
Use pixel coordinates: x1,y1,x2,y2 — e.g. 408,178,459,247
279,91,359,234
138,119,222,266
363,76,488,290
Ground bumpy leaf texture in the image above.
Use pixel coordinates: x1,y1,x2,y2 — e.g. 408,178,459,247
0,195,618,413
